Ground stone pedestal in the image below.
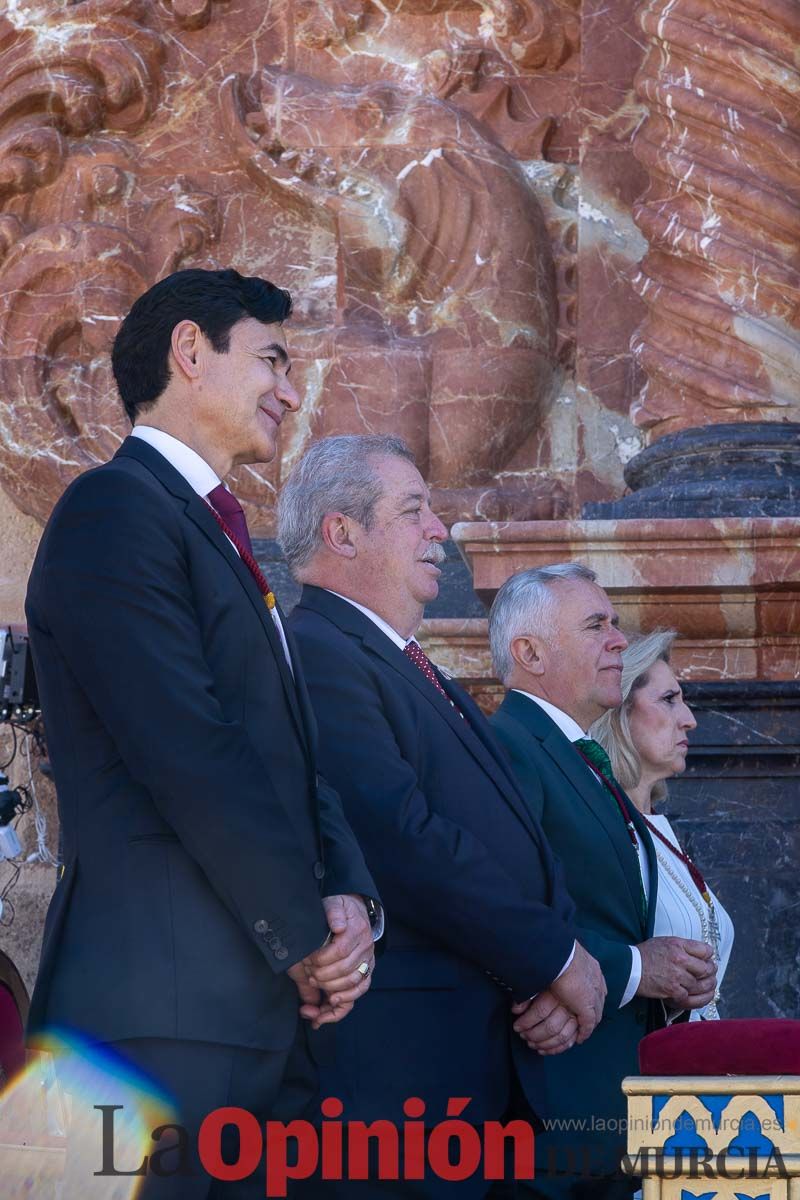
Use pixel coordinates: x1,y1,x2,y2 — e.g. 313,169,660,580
584,423,800,520
623,1074,800,1199
450,516,800,682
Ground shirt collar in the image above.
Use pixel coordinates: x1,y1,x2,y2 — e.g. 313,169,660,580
325,591,410,651
131,426,221,498
511,691,588,743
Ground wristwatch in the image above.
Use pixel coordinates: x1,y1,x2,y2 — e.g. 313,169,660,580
362,895,384,940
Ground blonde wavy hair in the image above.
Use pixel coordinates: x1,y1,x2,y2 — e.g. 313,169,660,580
590,628,678,804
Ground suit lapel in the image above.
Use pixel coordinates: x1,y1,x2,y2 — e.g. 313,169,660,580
183,496,308,750
501,692,649,934
116,437,309,752
545,727,648,935
298,588,540,841
630,803,659,936
363,626,542,840
279,610,319,756
443,675,538,802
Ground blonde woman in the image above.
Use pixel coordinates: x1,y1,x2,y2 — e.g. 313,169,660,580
591,629,734,1020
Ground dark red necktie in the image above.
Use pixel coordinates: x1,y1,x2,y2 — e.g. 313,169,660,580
206,483,254,557
404,640,464,719
206,484,276,611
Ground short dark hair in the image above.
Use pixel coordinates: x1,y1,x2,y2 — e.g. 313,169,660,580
111,268,293,423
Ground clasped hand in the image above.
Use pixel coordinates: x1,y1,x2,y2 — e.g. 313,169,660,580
287,894,375,1029
511,942,606,1056
635,935,717,1009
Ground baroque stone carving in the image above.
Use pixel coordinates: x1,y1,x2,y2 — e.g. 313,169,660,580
222,67,558,502
296,0,578,74
0,0,219,524
0,0,163,202
421,51,555,159
0,178,220,522
162,0,225,30
0,0,567,531
0,222,148,518
630,0,800,438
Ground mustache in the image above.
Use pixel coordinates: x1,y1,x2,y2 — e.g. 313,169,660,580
419,544,446,566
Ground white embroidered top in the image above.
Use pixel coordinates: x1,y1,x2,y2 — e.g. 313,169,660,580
649,812,735,1021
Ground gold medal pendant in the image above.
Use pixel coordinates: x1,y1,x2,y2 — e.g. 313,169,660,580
265,592,276,610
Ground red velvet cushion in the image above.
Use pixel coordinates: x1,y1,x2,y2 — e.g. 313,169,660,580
0,982,25,1082
639,1019,800,1076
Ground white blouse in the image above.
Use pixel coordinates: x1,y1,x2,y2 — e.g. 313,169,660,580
648,813,734,1021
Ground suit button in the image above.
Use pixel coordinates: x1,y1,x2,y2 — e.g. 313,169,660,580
254,919,270,935
275,947,289,961
268,937,281,951
313,861,325,880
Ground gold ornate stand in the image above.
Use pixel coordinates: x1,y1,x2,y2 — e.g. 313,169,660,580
623,1075,800,1199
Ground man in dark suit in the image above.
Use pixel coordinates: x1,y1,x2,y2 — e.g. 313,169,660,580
24,268,379,1198
488,564,717,1198
278,435,607,1198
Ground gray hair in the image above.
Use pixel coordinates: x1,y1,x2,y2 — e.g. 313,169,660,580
590,628,677,802
278,434,416,576
488,563,598,684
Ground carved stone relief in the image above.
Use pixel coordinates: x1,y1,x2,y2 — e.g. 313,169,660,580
222,68,557,507
0,0,578,532
630,0,800,439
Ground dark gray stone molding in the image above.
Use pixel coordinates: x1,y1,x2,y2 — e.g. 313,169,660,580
666,679,800,1020
583,422,800,519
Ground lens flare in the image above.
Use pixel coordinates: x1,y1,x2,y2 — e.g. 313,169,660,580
0,1029,177,1199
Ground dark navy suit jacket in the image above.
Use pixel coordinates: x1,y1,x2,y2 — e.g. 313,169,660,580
25,437,375,1051
289,585,577,1123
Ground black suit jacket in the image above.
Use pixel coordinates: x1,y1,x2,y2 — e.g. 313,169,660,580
289,586,577,1121
25,437,375,1051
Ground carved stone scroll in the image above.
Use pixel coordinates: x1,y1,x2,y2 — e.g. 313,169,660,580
0,223,148,520
630,0,800,438
221,68,558,501
0,0,164,201
0,0,567,531
0,163,219,522
295,0,579,74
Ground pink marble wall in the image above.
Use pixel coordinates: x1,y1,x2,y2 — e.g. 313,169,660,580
0,0,661,536
450,516,800,685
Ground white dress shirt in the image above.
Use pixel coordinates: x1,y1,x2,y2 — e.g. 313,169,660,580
511,690,648,1007
328,592,410,650
131,426,293,669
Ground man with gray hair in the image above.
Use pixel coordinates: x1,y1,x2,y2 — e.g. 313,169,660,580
489,564,718,1199
279,437,607,1198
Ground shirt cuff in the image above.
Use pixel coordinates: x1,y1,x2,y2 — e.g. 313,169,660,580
554,940,577,981
619,945,642,1007
370,901,385,942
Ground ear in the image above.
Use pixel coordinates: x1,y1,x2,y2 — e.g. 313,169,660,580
509,633,546,677
170,320,204,381
320,511,357,559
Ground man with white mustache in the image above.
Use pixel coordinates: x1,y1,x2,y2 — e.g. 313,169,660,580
279,435,606,1199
